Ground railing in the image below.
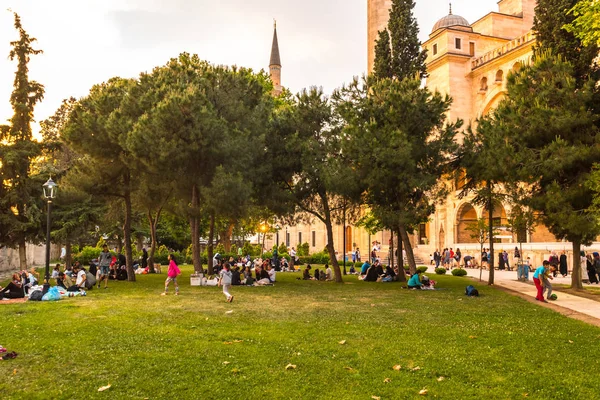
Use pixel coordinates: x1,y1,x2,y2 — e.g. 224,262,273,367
471,31,535,70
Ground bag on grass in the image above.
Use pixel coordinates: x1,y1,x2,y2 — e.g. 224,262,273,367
28,290,43,301
465,285,479,297
41,286,61,301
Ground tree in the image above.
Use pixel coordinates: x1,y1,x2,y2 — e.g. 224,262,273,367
375,0,427,80
564,0,600,47
271,87,357,283
0,13,45,269
373,29,393,79
488,52,600,289
63,78,141,281
335,77,459,275
534,0,599,84
466,218,496,282
127,54,274,273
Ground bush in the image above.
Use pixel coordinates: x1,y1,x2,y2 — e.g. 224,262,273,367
278,242,288,255
74,246,102,265
417,266,429,274
435,267,447,275
355,261,364,269
297,242,310,256
451,268,468,277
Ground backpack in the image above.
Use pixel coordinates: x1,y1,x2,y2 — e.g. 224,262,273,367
29,290,43,301
465,285,479,297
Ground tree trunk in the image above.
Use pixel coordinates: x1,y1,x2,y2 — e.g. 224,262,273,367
65,238,72,271
221,221,235,252
390,230,394,269
18,238,27,271
487,185,495,285
190,185,202,273
399,225,416,275
148,211,157,273
571,238,583,290
207,212,216,275
396,226,406,282
123,172,136,282
322,194,342,283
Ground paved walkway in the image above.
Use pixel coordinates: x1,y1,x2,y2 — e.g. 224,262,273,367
461,268,600,321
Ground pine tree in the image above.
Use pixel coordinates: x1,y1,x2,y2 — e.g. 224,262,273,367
373,30,393,79
0,13,45,269
534,0,599,83
387,0,427,80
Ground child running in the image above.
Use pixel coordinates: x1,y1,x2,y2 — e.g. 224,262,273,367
219,263,234,303
533,260,549,302
161,254,181,296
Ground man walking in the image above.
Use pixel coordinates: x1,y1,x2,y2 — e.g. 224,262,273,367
97,244,111,289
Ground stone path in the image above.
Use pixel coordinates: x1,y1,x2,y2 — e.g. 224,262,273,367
462,268,600,322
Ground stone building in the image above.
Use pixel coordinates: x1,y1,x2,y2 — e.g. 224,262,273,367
267,1,595,269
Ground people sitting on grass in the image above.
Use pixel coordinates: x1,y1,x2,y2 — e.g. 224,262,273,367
0,273,25,300
51,264,60,279
57,272,73,290
360,260,370,275
67,264,88,293
314,269,321,281
363,262,380,282
349,263,356,274
325,264,333,281
268,265,276,283
407,270,422,289
232,266,242,285
303,265,313,280
382,265,396,282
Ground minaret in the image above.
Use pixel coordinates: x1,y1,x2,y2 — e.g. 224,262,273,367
367,0,393,74
269,20,282,96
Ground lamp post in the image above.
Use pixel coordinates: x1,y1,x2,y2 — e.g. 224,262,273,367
260,223,267,258
42,177,57,292
275,225,281,249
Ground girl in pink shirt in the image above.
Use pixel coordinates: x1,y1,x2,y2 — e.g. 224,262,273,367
162,254,181,296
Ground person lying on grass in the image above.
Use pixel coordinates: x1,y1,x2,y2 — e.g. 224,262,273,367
407,270,423,290
0,273,25,300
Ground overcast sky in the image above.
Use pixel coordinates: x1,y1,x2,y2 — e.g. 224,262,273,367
0,0,500,135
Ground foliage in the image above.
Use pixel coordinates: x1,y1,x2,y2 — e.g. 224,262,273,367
374,0,427,80
297,242,310,256
564,0,600,47
534,0,599,84
73,246,102,265
489,51,600,289
416,266,429,274
0,13,46,268
278,242,288,254
451,268,468,277
435,267,447,275
335,76,459,274
298,252,331,265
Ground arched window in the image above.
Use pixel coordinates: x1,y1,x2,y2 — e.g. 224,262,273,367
495,70,503,82
480,77,488,91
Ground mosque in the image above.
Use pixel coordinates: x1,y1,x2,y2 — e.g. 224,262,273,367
266,0,592,269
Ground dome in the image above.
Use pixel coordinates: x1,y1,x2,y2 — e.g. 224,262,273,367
431,14,471,33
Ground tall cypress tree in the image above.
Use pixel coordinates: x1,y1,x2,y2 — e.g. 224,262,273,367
387,0,427,80
373,29,393,79
0,13,45,269
534,0,598,84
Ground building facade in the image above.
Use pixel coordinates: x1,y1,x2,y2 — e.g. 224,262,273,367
268,1,593,268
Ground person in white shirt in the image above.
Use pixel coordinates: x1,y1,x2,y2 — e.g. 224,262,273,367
67,265,86,292
268,266,276,283
219,263,234,303
325,265,333,281
290,247,297,271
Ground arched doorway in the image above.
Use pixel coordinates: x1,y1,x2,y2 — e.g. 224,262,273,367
482,201,509,243
456,203,478,243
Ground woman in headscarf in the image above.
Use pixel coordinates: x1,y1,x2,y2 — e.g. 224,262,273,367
590,253,600,284
559,251,568,277
580,251,589,283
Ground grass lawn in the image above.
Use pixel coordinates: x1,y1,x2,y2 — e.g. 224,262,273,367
2,266,600,400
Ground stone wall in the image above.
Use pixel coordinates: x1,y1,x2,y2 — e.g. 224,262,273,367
0,244,46,276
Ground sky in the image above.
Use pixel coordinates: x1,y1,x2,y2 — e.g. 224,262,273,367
0,0,500,136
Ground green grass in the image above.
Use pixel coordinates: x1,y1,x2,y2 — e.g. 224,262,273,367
1,266,600,399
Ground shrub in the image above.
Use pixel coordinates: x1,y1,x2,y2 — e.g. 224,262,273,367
435,267,447,275
355,261,364,269
452,268,468,277
417,266,429,274
403,265,410,271
278,242,288,254
74,246,101,265
297,242,310,256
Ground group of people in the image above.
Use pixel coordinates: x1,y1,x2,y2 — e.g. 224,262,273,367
0,268,38,300
302,264,333,281
433,248,462,269
357,260,398,282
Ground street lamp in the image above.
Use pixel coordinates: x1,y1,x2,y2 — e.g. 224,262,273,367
260,223,267,257
42,177,57,292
